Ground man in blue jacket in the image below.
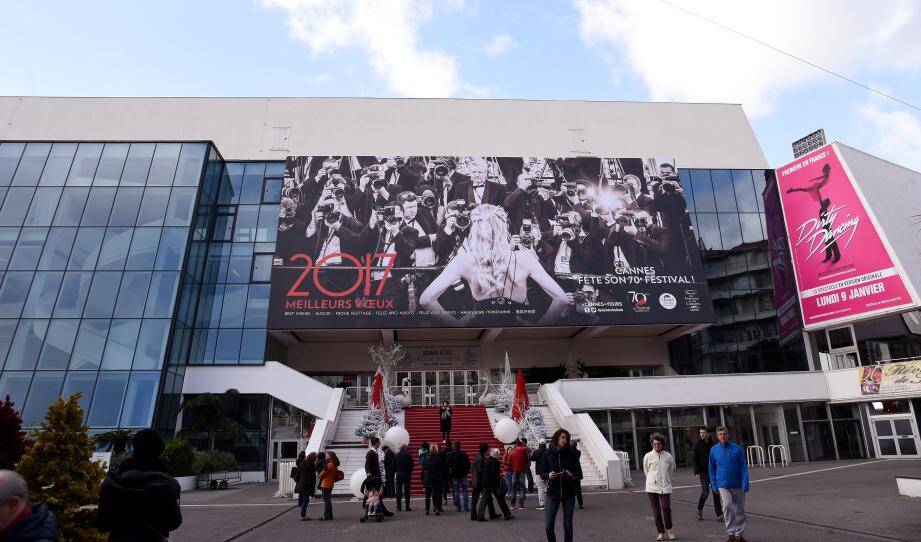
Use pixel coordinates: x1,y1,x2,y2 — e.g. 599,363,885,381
708,426,749,542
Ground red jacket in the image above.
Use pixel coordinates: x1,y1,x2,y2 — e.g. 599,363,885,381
509,445,529,472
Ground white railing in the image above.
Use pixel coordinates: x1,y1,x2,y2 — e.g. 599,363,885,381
614,451,634,486
538,382,624,489
274,460,296,498
768,445,788,468
746,446,765,468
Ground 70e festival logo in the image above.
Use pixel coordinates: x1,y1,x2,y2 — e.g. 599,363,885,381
284,251,396,305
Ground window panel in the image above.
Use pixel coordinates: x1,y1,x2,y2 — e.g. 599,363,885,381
52,187,90,226
221,163,244,204
256,205,278,243
102,319,141,370
203,243,230,283
5,319,49,370
710,170,738,212
718,213,744,251
144,272,180,317
113,272,151,318
136,187,170,227
0,320,18,370
96,227,133,271
240,330,266,364
752,170,767,212
0,271,34,318
80,187,117,226
11,143,51,186
21,371,64,427
125,228,161,270
121,143,155,186
220,284,247,327
133,319,170,370
24,187,63,226
0,371,32,407
164,187,197,226
108,187,144,226
9,228,48,270
0,187,36,226
244,284,269,328
61,372,97,419
173,144,207,186
65,143,104,186
154,228,188,271
252,254,273,283
120,372,160,427
93,143,129,186
227,243,253,283
69,319,110,370
38,143,77,186
677,169,695,213
263,178,282,203
0,228,17,270
146,143,181,186
67,228,105,270
689,170,715,212
241,163,266,203
695,213,723,252
22,272,63,318
740,213,765,243
38,228,77,270
53,271,92,318
84,271,121,318
36,319,79,369
265,162,285,177
233,205,259,242
731,170,759,212
215,328,243,363
88,372,129,427
0,143,25,186
195,284,222,328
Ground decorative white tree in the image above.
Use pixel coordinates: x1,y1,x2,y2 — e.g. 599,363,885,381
520,406,547,445
493,353,515,414
368,344,405,394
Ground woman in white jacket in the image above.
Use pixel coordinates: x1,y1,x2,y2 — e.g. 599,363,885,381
643,433,677,541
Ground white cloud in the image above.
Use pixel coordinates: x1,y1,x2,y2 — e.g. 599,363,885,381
484,34,516,56
854,101,921,172
262,0,460,97
573,0,921,116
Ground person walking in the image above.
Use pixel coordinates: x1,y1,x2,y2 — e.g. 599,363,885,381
500,446,514,501
471,443,499,521
368,438,394,517
97,429,182,541
450,440,471,512
539,428,581,542
531,440,548,511
394,444,414,511
692,426,723,522
643,433,677,541
383,445,395,499
571,439,584,509
318,451,341,521
476,449,513,521
422,444,446,515
0,470,58,542
509,440,529,509
709,426,750,542
521,437,535,493
418,441,430,490
441,440,453,508
294,452,317,520
439,401,453,443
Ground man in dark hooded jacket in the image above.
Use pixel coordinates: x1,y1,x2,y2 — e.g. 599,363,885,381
0,470,58,542
97,429,182,541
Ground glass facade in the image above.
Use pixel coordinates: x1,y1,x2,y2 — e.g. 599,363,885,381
669,168,808,374
0,141,208,430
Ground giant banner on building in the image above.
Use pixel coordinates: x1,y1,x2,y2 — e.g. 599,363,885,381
762,174,802,344
860,359,921,395
268,156,713,329
776,144,916,329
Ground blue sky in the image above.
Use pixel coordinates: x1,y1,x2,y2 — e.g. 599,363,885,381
1,0,920,169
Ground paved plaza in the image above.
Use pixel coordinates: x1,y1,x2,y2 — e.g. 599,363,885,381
174,459,920,541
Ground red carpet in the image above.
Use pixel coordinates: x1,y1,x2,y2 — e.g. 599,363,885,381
402,405,505,496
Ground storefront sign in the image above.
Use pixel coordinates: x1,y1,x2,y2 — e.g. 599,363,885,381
397,346,481,370
763,175,802,344
776,144,915,329
268,155,713,329
860,359,921,395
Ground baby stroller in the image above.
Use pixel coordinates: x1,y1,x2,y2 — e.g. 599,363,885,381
360,476,385,523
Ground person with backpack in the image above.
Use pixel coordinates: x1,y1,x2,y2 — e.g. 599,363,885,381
449,440,470,512
539,428,581,542
293,451,317,521
318,451,342,521
418,441,430,490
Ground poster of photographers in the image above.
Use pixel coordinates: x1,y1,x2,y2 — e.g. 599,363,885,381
268,155,714,329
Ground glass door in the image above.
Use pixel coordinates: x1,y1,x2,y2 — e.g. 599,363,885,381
873,417,920,457
270,440,299,480
436,371,452,405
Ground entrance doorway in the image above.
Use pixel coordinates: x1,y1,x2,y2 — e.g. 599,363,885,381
396,370,482,406
867,400,920,458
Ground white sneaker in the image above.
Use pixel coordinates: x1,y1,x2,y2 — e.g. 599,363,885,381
667,529,677,540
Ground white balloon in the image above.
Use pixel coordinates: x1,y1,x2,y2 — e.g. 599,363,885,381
383,425,410,450
494,417,520,444
350,468,367,498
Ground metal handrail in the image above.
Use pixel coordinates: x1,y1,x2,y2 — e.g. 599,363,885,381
746,445,765,468
768,445,787,468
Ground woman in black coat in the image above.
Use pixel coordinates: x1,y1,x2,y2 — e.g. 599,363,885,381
422,444,445,515
439,402,452,442
294,452,317,520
